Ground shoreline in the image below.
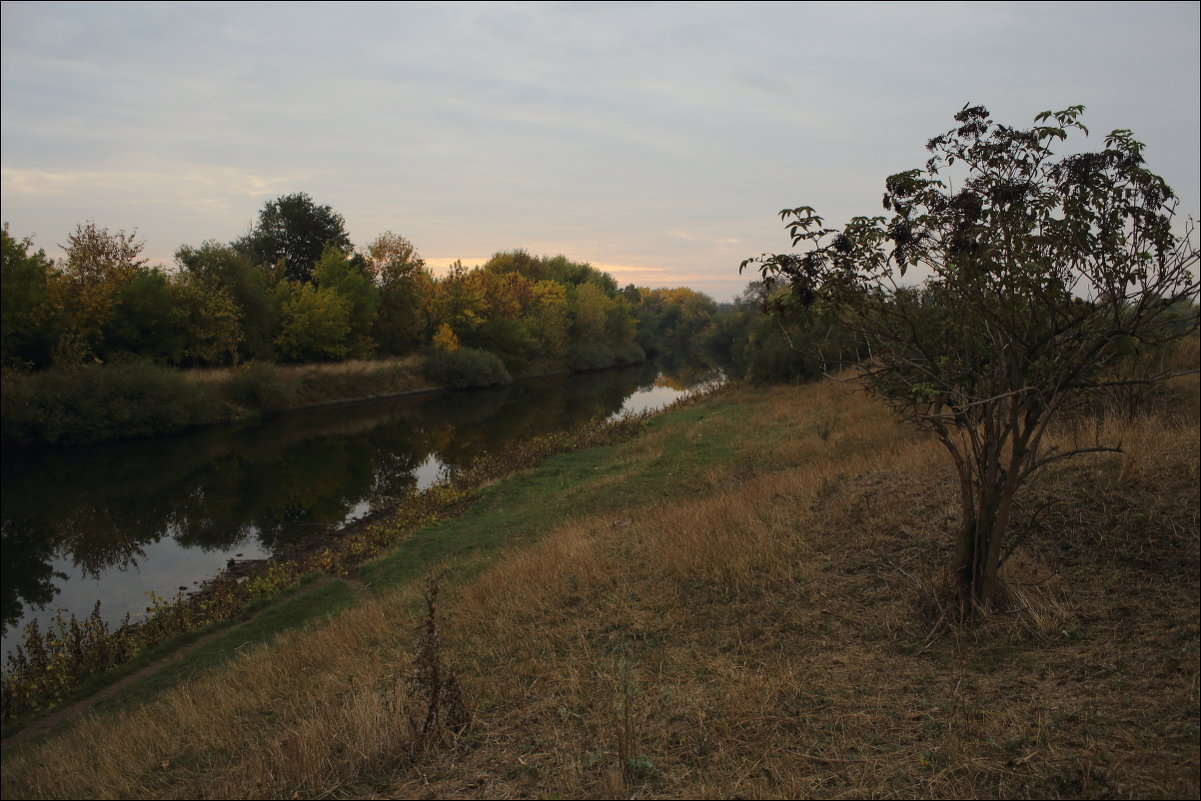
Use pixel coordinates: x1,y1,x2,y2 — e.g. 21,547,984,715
1,357,632,452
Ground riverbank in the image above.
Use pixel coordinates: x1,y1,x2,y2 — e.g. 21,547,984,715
0,381,679,723
1,349,648,450
0,357,432,449
2,375,1198,798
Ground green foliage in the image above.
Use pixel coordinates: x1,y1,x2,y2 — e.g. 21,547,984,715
3,215,674,447
313,246,381,358
1,363,219,448
273,280,353,362
525,279,571,360
633,286,720,354
172,279,244,366
570,282,612,342
745,104,1200,611
234,192,351,283
568,341,618,371
421,346,512,389
485,249,619,294
468,318,536,369
176,241,274,361
99,267,188,363
743,323,814,384
729,281,861,384
51,222,148,366
98,263,244,368
1,225,56,369
225,361,297,411
611,341,647,367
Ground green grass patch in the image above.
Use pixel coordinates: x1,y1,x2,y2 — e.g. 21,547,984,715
92,578,357,715
361,392,751,592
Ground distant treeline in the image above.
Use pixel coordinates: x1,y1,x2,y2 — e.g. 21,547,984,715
2,193,654,376
2,192,851,447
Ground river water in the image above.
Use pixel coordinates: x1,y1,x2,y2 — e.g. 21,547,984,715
1,359,718,658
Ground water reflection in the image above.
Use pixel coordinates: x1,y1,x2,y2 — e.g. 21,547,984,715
1,360,716,651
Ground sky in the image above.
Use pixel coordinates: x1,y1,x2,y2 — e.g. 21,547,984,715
2,1,1198,302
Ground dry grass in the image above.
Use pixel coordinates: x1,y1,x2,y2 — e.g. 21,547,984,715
1,589,457,798
3,375,1197,799
182,356,426,385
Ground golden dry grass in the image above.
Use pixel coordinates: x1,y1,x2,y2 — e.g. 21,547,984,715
182,356,426,385
3,375,1197,799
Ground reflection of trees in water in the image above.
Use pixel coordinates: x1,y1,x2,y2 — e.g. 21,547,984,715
0,516,64,633
653,351,721,387
1,355,713,632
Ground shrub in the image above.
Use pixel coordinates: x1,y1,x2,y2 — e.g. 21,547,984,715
567,341,617,371
611,341,647,367
225,361,297,411
1,363,218,448
421,347,512,389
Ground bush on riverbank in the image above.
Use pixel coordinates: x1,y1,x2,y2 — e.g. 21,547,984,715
0,363,221,447
567,341,646,372
2,348,654,449
224,361,297,411
1,357,437,449
420,347,512,389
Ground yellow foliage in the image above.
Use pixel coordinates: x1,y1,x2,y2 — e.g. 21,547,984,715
432,322,460,352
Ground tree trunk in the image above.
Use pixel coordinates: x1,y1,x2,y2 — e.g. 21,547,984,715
953,475,1017,615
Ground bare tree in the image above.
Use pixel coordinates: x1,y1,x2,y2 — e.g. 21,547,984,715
743,104,1199,615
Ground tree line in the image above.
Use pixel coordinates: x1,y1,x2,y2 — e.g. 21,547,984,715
2,193,719,376
3,190,859,398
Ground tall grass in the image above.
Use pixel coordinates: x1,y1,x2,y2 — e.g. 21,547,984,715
1,363,220,447
1,357,432,448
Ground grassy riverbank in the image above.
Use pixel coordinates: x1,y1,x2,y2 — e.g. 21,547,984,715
1,357,438,448
2,374,1198,798
2,348,651,449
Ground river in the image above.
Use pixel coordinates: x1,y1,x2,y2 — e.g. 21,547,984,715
1,358,719,658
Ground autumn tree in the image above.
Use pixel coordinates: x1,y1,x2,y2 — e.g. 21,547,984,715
365,231,434,355
52,222,148,365
525,280,571,360
743,105,1199,615
435,260,490,343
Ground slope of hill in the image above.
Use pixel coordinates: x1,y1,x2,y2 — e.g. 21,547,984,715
3,370,1197,799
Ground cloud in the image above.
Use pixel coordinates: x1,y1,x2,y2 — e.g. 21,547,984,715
1,165,283,203
2,2,1197,301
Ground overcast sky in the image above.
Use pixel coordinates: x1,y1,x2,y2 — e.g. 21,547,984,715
2,1,1198,301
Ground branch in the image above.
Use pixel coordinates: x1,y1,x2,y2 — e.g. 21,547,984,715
1024,444,1123,476
1068,367,1200,390
998,498,1057,568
